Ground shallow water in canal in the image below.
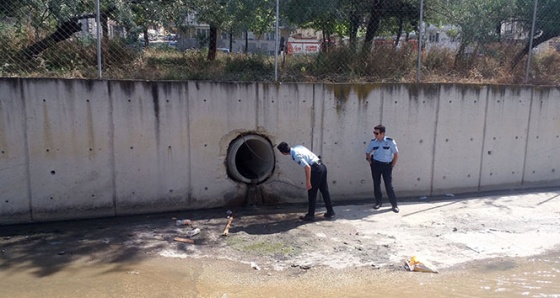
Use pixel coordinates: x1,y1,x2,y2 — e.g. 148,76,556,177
1,250,559,297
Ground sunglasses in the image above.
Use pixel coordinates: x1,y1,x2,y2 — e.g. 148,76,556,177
373,132,379,135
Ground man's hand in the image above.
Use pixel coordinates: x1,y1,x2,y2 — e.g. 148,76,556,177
306,181,312,190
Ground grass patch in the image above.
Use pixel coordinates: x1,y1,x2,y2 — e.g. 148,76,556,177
2,35,560,85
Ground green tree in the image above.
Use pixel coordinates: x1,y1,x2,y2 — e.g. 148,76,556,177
511,0,560,69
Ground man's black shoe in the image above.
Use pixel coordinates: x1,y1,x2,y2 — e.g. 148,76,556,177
373,204,382,210
299,214,315,221
323,212,336,218
392,206,400,213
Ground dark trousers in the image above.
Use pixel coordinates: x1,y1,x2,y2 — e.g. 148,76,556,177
370,161,398,207
307,163,334,215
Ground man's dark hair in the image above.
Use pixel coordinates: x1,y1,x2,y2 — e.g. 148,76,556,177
374,124,386,133
277,142,290,153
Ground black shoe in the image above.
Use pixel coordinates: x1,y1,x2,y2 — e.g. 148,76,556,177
392,206,400,213
323,212,335,218
373,204,382,210
299,214,315,221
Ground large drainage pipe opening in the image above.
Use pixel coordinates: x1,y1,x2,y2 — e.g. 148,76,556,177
226,134,275,184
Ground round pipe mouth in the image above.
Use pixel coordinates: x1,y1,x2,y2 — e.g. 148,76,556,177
226,133,275,184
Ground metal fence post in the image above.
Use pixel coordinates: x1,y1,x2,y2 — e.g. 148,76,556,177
274,0,279,82
96,0,102,79
525,0,538,84
417,0,424,82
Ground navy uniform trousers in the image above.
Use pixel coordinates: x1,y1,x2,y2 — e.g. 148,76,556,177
370,160,398,207
308,162,335,215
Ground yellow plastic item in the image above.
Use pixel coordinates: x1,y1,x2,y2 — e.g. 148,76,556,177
404,256,439,273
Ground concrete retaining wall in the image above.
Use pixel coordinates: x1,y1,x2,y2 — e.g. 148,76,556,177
1,78,559,224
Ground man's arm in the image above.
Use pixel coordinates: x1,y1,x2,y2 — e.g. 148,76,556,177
391,152,398,167
304,165,312,190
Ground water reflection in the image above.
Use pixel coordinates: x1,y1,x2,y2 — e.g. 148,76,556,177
0,251,558,297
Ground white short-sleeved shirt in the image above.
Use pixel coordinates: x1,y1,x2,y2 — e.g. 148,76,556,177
365,137,398,163
290,145,320,168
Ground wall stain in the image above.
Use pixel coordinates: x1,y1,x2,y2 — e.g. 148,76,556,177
119,80,136,97
407,83,440,102
0,100,7,156
151,83,160,147
458,84,484,99
325,83,381,113
83,79,96,93
42,100,53,157
62,79,75,95
86,99,95,159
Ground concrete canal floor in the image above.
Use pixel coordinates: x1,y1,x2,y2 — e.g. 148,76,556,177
1,188,559,297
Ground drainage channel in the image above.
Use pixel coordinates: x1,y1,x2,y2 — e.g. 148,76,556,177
226,133,275,185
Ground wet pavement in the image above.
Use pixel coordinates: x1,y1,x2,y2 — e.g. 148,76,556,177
1,187,560,297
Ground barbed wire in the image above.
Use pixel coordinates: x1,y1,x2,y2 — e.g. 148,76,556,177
0,0,559,85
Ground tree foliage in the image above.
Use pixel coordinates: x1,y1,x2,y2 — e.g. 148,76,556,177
2,0,560,66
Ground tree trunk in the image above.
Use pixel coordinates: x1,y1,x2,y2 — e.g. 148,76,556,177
143,27,149,46
21,20,82,58
244,30,249,53
395,18,403,48
229,27,233,52
362,0,384,53
511,31,557,70
349,11,359,49
207,25,217,61
101,13,109,39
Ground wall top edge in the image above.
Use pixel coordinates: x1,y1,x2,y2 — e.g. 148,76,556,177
1,77,559,91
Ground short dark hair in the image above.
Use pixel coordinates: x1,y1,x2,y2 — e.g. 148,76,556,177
277,142,290,153
374,124,386,134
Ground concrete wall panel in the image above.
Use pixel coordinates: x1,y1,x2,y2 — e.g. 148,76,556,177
479,87,532,190
0,79,31,223
111,81,195,214
24,79,113,220
432,85,487,194
187,82,255,207
2,78,559,224
257,83,315,202
523,88,560,185
383,84,439,196
318,84,383,199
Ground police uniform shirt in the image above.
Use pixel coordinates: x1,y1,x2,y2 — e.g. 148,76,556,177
365,137,398,163
290,145,320,168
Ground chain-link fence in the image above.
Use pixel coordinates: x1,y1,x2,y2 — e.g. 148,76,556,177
1,0,559,84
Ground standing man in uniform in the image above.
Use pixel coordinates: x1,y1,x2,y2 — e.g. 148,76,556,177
365,125,400,213
277,142,335,221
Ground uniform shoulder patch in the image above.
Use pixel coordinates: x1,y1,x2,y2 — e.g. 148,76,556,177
386,137,393,141
371,139,376,142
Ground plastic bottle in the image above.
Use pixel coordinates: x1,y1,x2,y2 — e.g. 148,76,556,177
175,219,192,226
186,228,200,237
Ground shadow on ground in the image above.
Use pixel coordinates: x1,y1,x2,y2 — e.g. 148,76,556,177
1,186,556,277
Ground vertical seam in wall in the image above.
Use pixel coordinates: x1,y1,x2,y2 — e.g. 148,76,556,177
319,84,325,155
521,88,533,185
429,86,441,196
108,82,117,216
311,84,315,150
255,83,259,130
186,82,192,205
21,79,34,221
477,88,490,191
379,89,384,124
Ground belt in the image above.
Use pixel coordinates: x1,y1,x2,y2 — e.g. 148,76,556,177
311,160,322,168
373,159,391,165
